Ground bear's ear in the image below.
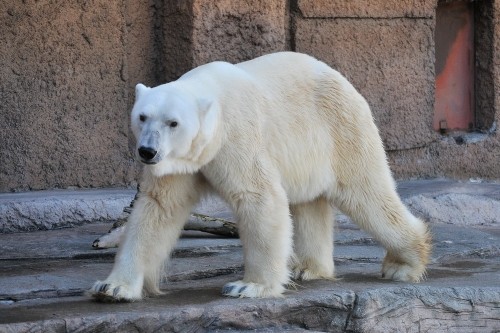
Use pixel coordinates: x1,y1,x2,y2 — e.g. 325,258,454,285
197,98,219,137
135,83,150,100
197,98,212,115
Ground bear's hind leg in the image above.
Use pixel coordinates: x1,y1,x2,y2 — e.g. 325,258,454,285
333,185,431,282
290,196,335,281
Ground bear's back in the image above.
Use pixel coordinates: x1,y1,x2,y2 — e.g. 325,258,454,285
236,52,327,87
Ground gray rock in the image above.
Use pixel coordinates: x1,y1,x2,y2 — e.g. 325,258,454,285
404,193,500,227
1,179,500,332
0,189,135,233
348,287,500,333
1,289,355,332
1,222,499,332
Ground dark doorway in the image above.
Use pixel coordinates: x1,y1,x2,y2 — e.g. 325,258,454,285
434,0,475,132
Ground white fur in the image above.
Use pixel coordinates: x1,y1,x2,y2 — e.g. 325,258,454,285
89,52,431,301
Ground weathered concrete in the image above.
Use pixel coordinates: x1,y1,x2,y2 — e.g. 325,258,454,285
0,223,499,332
292,0,500,181
0,0,136,192
0,179,499,332
399,178,500,227
295,17,437,151
406,193,500,226
348,286,500,333
297,0,436,18
2,179,498,233
0,189,136,233
190,0,287,66
0,188,238,233
2,1,500,191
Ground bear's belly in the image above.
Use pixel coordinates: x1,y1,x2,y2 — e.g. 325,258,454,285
275,154,335,205
265,124,335,205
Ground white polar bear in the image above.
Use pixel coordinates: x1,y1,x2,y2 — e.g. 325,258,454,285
89,52,431,301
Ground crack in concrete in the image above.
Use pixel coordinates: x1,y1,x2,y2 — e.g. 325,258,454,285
343,292,358,333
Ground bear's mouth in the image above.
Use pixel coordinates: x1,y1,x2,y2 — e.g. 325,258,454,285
140,159,158,165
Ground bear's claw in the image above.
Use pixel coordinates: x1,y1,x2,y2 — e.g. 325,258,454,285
221,285,234,295
88,281,141,302
112,286,121,297
223,284,248,295
222,280,284,298
98,283,109,293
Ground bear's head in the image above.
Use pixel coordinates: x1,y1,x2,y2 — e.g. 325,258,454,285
131,83,220,176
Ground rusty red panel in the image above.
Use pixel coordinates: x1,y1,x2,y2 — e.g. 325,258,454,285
434,1,474,132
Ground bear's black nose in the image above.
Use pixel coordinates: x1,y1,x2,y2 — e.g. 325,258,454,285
138,146,157,161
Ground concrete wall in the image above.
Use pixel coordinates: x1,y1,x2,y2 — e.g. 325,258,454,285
1,1,135,191
293,0,500,179
294,3,437,151
1,0,499,192
384,0,500,179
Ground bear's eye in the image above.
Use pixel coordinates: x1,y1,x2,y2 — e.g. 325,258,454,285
169,121,178,128
139,114,147,122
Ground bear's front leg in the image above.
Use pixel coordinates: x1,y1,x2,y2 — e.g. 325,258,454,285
88,173,202,302
222,184,293,298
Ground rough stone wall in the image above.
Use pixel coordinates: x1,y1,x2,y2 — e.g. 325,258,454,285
386,0,500,180
0,0,289,192
293,0,500,180
190,0,287,65
294,4,437,150
0,0,136,192
475,0,496,131
0,0,499,192
157,0,196,82
158,0,288,80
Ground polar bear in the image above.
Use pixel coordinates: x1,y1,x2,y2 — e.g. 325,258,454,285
89,52,431,301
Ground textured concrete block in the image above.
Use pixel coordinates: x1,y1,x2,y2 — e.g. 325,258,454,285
405,193,500,227
295,18,438,150
494,1,500,129
0,1,135,191
474,1,497,131
0,189,135,233
387,134,500,180
156,0,288,83
1,0,499,193
124,1,160,87
348,287,500,333
190,0,288,65
297,0,436,18
159,0,198,82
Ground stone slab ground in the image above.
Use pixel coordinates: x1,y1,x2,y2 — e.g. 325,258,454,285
0,179,499,332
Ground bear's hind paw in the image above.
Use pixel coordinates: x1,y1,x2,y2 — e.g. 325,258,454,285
381,259,426,282
222,280,284,298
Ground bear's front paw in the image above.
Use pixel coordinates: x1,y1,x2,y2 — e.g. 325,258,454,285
222,280,284,298
88,280,142,302
382,254,426,282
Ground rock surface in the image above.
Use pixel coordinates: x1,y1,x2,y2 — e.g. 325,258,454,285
405,193,500,226
0,179,499,332
295,17,436,151
0,188,136,233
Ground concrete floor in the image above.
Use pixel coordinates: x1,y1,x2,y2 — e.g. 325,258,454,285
0,179,499,332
